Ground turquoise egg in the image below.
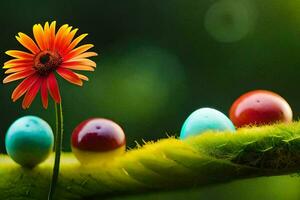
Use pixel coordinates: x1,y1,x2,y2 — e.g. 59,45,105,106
180,107,235,139
5,116,54,167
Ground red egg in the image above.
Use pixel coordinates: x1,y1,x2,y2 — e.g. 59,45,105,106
229,90,292,127
71,118,126,165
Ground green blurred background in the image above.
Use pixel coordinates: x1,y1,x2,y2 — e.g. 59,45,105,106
1,0,300,153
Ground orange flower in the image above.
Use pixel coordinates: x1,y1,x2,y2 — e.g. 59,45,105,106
3,21,97,109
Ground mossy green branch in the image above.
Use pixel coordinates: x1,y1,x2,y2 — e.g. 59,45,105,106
1,122,300,200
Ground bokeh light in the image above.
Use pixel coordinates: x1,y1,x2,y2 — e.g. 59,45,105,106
96,45,186,122
204,0,256,43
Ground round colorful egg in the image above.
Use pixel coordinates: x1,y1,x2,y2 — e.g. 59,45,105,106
180,107,235,139
5,116,54,167
229,90,293,127
71,118,126,165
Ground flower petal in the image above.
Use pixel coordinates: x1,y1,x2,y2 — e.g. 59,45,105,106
3,70,35,83
72,52,98,60
5,65,33,74
3,59,33,69
22,78,42,109
63,44,94,61
47,73,61,103
66,33,88,52
33,24,46,50
41,78,48,109
60,64,95,71
5,50,34,59
64,58,96,67
54,24,69,49
74,72,89,81
58,26,72,51
11,74,39,102
43,22,50,49
60,28,78,54
4,58,33,66
49,21,56,50
16,32,40,54
56,68,83,86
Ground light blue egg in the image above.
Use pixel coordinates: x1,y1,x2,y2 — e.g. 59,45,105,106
5,116,54,167
180,107,235,139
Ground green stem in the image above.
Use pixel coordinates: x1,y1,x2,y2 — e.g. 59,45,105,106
48,102,64,200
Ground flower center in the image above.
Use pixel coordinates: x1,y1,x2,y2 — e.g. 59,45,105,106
34,51,62,76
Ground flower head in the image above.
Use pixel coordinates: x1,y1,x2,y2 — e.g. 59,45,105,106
3,21,97,109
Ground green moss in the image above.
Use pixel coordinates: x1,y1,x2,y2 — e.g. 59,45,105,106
187,122,300,170
1,122,300,200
